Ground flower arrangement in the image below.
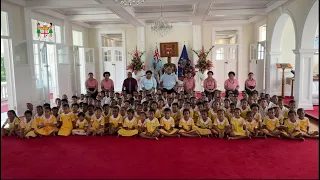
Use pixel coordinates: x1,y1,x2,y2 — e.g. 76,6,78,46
127,46,146,73
192,46,214,73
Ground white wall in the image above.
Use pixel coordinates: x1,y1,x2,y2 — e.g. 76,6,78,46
280,19,295,66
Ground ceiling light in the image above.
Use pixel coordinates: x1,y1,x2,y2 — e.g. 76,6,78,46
151,6,173,37
114,0,146,6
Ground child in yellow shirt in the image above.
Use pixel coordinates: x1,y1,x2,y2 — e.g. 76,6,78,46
171,103,182,127
193,102,203,122
246,111,264,138
228,108,250,140
159,108,179,137
58,104,75,136
71,103,81,128
240,99,250,119
194,110,213,137
280,110,304,141
137,111,147,133
118,109,139,137
120,106,127,119
209,101,220,121
87,107,105,136
19,110,37,139
250,103,262,128
178,109,199,137
212,109,231,138
297,108,319,138
72,112,88,135
274,106,284,125
261,108,281,138
1,110,20,137
226,103,236,122
108,106,123,135
139,109,160,140
85,105,95,121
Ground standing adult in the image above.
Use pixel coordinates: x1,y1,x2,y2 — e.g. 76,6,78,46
85,72,98,99
182,59,196,78
140,70,157,93
160,67,178,94
224,71,239,98
122,72,138,94
183,71,195,95
203,71,217,97
163,57,177,74
101,72,114,92
245,72,257,96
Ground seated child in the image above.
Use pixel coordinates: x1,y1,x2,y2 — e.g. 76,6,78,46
194,110,213,137
58,104,75,136
120,106,127,119
280,110,304,141
118,109,139,137
71,103,81,128
223,98,231,113
246,111,264,138
38,107,59,136
178,109,199,137
85,104,95,121
108,106,123,135
261,108,281,137
19,110,37,139
1,110,20,137
137,112,147,133
209,101,220,121
159,108,179,137
250,103,262,128
52,107,61,128
226,103,236,122
139,109,160,140
278,97,288,118
171,103,182,127
239,99,250,119
87,107,105,136
274,106,284,125
228,108,250,140
297,108,319,138
102,104,111,128
212,109,231,138
72,112,88,136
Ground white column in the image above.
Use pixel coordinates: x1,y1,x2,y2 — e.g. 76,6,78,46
265,51,281,95
136,27,146,63
193,25,202,92
293,49,316,110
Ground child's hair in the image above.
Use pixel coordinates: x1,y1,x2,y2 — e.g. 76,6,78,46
72,95,77,99
246,111,253,117
103,104,109,108
172,102,178,106
43,103,51,108
36,105,43,109
142,101,148,105
24,110,33,116
288,110,296,115
140,111,146,116
196,102,203,106
252,90,258,95
72,103,79,108
267,108,274,112
289,100,296,104
83,103,88,106
164,108,171,112
183,108,190,114
230,103,236,107
240,98,248,103
148,109,155,113
201,109,209,114
224,98,230,102
217,109,224,113
127,109,134,114
44,106,51,111
8,110,19,120
273,106,279,111
61,99,68,103
297,108,304,113
78,112,85,117
95,107,102,112
234,108,241,111
278,97,284,101
88,104,95,109
250,103,260,109
112,106,120,111
52,107,58,111
63,104,69,108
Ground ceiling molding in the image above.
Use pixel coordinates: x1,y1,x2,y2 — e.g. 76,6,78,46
135,12,193,19
204,20,248,25
71,21,92,28
208,8,266,16
2,0,26,7
67,14,120,21
92,23,134,28
266,0,289,13
36,9,66,20
192,0,212,25
248,16,267,23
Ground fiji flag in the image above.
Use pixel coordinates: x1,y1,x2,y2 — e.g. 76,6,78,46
178,45,189,79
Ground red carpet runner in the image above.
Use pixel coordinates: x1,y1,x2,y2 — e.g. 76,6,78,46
1,136,318,179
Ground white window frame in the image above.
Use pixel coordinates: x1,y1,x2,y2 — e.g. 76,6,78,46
216,47,225,60
72,30,83,47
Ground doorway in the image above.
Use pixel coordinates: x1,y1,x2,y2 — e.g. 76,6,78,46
250,41,266,93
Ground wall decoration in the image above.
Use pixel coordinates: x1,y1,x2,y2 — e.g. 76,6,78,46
160,42,179,57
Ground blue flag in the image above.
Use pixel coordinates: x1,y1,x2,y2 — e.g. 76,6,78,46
178,45,189,79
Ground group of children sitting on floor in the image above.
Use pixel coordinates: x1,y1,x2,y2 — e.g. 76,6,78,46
1,90,318,140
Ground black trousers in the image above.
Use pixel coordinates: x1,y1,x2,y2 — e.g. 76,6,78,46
87,88,98,99
225,89,239,98
163,88,176,94
245,86,256,96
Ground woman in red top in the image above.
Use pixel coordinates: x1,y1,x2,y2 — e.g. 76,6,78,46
85,72,98,99
245,72,257,95
224,71,239,98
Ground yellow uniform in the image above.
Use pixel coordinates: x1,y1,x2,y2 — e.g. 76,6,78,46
208,109,217,121
72,119,89,135
58,113,75,136
246,120,258,133
230,117,246,136
194,117,212,135
226,111,234,122
240,107,251,119
282,119,301,136
2,118,20,132
262,116,280,131
159,117,178,135
298,117,312,134
253,113,262,123
178,118,197,133
109,115,123,128
118,117,139,136
90,114,105,131
19,118,37,137
193,111,201,123
143,118,160,134
180,108,194,119
155,107,165,119
37,115,57,136
276,114,285,125
59,107,71,115
102,111,111,124
171,111,182,126
70,111,80,124
279,106,289,119
213,117,230,131
85,111,94,121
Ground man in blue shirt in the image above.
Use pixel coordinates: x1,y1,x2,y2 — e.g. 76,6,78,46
160,67,178,94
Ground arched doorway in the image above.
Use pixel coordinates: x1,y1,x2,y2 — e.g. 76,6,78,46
268,13,296,96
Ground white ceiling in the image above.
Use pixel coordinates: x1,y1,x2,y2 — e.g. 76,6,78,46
5,0,289,28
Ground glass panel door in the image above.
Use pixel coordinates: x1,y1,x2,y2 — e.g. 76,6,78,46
40,42,50,103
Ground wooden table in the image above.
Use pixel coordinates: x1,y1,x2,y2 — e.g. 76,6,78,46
286,76,319,97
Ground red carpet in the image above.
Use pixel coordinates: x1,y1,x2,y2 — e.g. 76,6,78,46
1,136,318,179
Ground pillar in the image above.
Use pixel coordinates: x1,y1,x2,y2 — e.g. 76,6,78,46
265,51,281,95
193,25,202,91
136,27,146,64
292,49,315,110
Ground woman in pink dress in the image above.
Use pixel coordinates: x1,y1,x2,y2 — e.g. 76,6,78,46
245,72,257,95
101,72,114,93
203,71,217,97
224,71,239,98
85,72,98,99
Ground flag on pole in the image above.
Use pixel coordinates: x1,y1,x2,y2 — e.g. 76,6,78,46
177,45,189,79
152,46,162,70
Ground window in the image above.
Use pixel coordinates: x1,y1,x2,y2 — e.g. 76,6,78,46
72,30,83,46
259,24,266,42
229,47,236,60
33,43,42,87
216,48,224,60
55,26,62,44
257,42,265,60
101,34,122,47
1,11,9,36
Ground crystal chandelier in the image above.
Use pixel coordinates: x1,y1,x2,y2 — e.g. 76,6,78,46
114,0,146,6
151,6,173,37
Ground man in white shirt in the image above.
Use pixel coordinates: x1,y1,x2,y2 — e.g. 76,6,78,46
160,67,178,94
140,70,157,93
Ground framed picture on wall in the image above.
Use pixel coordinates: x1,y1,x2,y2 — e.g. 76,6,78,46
160,42,179,57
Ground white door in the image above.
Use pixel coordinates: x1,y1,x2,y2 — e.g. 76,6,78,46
102,47,124,92
57,45,72,98
84,48,95,93
213,45,238,90
249,41,266,93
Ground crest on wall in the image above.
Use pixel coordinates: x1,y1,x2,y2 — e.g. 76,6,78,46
36,22,54,40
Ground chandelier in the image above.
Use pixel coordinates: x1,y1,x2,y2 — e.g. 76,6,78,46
151,6,173,37
114,0,146,6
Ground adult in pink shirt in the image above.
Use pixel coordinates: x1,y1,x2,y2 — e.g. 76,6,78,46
85,72,99,99
203,71,217,97
245,72,257,95
183,71,195,95
101,72,114,92
224,71,239,98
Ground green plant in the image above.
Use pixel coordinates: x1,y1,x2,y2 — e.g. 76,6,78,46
1,56,6,82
